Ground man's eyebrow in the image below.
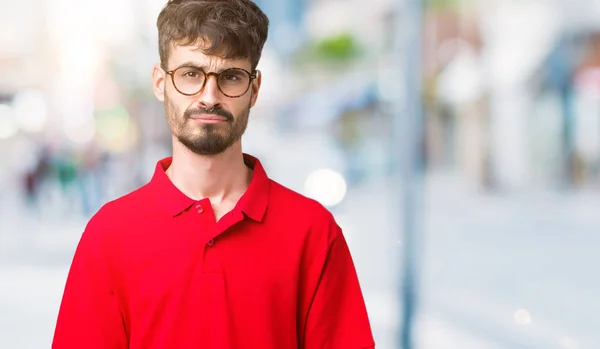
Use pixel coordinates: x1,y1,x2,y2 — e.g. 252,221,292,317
175,61,207,70
174,62,234,71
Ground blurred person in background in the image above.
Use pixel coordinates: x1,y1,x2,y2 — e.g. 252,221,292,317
52,0,374,348
77,145,109,216
22,145,52,209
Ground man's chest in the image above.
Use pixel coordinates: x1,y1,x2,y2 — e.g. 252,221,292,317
111,221,304,322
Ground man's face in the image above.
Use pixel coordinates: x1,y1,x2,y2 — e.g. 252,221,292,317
152,44,261,155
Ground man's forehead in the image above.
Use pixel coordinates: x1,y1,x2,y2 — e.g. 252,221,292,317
169,44,250,70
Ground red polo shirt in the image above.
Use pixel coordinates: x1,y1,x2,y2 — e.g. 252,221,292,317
53,154,375,349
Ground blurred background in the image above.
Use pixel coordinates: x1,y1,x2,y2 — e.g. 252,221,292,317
1,0,600,348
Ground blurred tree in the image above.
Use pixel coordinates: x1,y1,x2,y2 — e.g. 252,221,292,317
424,0,472,11
313,33,361,61
291,32,362,70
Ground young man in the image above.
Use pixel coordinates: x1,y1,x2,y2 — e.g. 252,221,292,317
52,0,375,348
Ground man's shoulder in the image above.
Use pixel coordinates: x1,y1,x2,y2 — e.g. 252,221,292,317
268,180,344,258
269,179,327,210
268,179,337,227
86,183,153,230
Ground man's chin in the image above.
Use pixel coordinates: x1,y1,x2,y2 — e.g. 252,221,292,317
178,136,233,155
185,124,231,139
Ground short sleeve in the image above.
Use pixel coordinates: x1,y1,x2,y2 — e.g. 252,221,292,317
302,222,375,349
52,217,128,349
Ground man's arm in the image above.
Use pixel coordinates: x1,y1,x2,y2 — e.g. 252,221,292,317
302,220,375,349
52,218,128,349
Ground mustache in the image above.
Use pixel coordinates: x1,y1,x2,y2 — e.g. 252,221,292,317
184,106,233,121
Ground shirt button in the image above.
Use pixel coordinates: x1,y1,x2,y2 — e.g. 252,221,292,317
195,204,204,213
207,239,214,247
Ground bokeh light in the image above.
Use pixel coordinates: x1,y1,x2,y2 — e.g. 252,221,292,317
514,309,532,325
304,168,348,207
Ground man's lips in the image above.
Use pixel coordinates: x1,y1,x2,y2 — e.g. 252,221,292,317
189,114,229,123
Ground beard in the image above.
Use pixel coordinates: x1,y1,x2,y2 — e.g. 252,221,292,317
165,94,250,156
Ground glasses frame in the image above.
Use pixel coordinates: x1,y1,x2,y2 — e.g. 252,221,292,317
165,66,258,98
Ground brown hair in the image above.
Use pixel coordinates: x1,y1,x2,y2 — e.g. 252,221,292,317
157,0,269,70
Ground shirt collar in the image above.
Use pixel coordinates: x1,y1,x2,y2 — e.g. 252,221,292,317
149,153,270,222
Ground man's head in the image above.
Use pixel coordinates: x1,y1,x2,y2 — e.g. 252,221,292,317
152,0,269,156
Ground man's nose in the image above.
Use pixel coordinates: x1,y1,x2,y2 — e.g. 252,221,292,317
196,74,221,111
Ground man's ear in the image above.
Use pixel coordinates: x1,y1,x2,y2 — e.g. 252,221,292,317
250,70,262,108
152,64,166,102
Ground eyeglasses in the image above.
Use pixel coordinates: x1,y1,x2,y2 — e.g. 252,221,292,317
165,66,257,98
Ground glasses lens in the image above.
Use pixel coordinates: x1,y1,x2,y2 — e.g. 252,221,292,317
173,67,205,95
218,69,251,97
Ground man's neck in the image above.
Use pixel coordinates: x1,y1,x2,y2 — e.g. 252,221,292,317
166,139,252,207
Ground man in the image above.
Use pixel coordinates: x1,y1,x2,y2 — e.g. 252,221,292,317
52,0,375,348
